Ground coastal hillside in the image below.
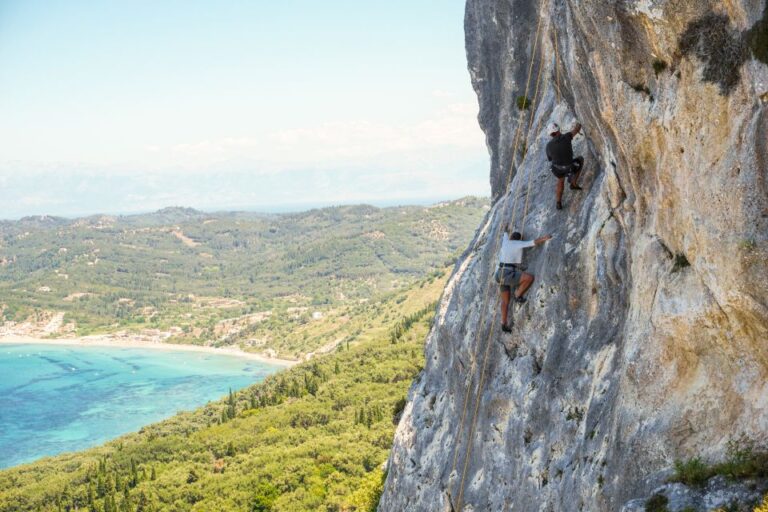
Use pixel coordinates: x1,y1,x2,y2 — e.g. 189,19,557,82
0,270,448,512
0,198,486,358
379,1,768,511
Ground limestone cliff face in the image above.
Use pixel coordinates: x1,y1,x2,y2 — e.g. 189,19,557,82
379,1,768,511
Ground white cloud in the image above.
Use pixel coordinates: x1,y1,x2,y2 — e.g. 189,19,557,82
18,193,64,207
0,100,491,217
0,101,487,180
432,89,457,99
275,101,482,157
136,101,486,172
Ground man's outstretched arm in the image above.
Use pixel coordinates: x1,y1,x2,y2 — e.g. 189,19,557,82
570,123,582,137
534,234,553,246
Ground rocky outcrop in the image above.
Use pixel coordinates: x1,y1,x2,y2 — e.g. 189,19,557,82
380,1,768,511
621,476,768,512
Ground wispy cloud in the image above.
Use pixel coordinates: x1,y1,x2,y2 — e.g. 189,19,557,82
137,101,485,172
0,102,489,218
431,89,458,99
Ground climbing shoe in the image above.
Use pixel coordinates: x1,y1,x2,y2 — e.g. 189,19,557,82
569,184,583,190
501,323,512,333
556,201,563,210
514,296,527,304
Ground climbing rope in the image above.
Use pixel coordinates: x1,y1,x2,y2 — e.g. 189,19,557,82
454,49,546,510
554,32,563,103
450,5,556,509
447,11,546,488
521,63,549,227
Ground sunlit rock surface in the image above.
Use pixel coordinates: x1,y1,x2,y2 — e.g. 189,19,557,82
380,1,768,510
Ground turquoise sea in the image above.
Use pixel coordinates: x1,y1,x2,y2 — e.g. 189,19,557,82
0,344,282,469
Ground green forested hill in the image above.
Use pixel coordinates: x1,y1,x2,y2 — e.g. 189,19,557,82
0,198,486,357
0,272,447,512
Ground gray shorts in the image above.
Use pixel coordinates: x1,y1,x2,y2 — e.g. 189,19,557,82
494,266,521,291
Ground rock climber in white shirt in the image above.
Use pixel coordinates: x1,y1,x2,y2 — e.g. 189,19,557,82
494,225,552,332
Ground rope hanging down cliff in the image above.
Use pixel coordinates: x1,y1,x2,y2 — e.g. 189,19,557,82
447,14,543,495
447,15,546,495
554,31,563,102
448,6,557,509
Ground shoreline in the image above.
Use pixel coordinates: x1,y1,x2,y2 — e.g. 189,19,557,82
0,334,299,367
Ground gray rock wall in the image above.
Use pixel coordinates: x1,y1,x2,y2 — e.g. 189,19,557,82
379,1,768,511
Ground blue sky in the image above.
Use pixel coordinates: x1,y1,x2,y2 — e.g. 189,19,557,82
0,0,488,218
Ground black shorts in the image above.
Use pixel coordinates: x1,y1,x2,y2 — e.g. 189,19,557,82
551,156,584,179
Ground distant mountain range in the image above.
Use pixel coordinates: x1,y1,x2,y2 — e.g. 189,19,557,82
0,197,488,359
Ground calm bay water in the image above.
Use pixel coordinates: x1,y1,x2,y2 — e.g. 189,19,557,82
0,344,281,469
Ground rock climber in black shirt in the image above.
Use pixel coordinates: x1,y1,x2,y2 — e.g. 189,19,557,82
545,122,584,210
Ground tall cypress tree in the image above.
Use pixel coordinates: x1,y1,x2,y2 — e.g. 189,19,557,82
120,487,131,512
97,475,106,498
104,493,116,512
226,388,237,420
130,459,139,488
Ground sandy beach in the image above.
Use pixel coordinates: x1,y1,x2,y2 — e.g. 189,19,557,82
0,334,299,367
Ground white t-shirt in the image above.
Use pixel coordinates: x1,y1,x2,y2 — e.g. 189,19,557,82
498,234,535,265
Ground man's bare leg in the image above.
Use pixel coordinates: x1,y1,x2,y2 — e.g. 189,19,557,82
570,157,584,189
556,177,565,209
515,272,535,300
570,170,582,186
500,289,511,327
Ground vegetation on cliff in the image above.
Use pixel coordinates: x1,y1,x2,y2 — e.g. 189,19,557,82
0,271,447,511
0,198,486,358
